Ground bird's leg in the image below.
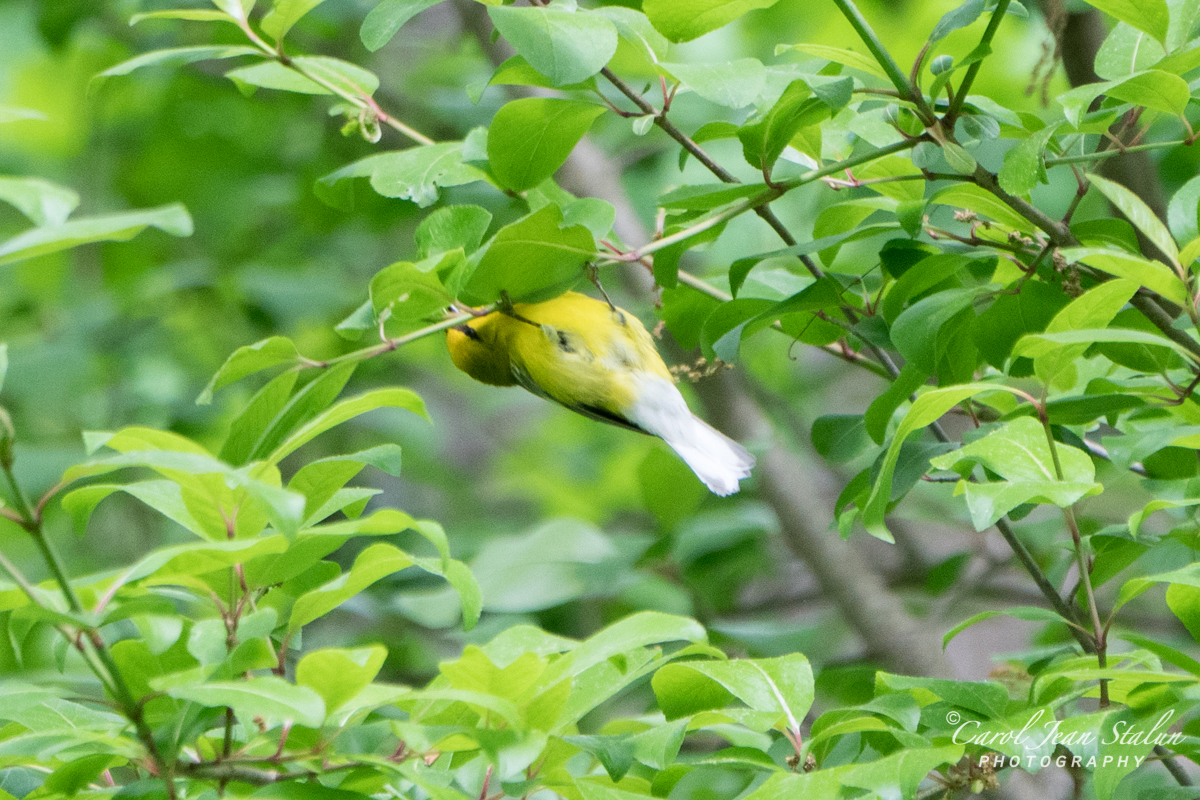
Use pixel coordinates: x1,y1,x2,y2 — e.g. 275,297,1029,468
497,290,541,328
586,263,617,312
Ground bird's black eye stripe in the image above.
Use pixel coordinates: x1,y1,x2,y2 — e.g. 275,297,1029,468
455,324,482,342
556,330,574,352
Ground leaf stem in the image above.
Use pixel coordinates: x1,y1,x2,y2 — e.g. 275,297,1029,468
944,0,1011,122
1037,406,1108,702
830,0,936,124
302,311,483,371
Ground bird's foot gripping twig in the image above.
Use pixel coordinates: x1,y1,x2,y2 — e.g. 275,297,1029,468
496,291,540,328
585,262,617,312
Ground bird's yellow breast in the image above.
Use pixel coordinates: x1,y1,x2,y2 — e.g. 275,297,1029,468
445,292,672,422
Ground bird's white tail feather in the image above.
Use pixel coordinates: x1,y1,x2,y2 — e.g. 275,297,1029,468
665,414,755,496
629,376,755,495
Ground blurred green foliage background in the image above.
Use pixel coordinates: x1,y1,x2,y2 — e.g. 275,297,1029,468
0,0,1177,715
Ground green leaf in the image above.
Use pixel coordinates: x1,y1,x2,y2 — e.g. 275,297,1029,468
811,415,871,464
777,44,887,80
940,142,977,175
266,387,429,465
0,177,79,226
415,205,492,257
929,0,985,43
643,0,782,43
129,9,239,24
890,288,980,374
997,123,1058,195
738,79,826,171
1105,68,1190,115
296,645,387,712
975,281,1069,369
62,480,212,538
369,260,455,322
1060,246,1186,304
1167,174,1200,246
197,336,299,405
488,99,605,192
0,342,7,396
565,735,636,782
1096,22,1166,79
488,5,618,87
864,383,1017,540
1011,279,1141,387
929,184,1036,232
1084,0,1170,45
652,653,813,731
224,362,357,466
943,606,1073,648
360,0,442,50
96,46,259,79
317,143,487,208
168,676,325,728
1016,328,1199,368
929,416,1102,528
457,203,595,305
0,204,193,267
1087,172,1179,264
289,542,414,631
660,59,766,108
261,0,326,41
227,58,379,96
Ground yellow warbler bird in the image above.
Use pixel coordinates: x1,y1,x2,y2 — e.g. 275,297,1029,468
446,291,754,495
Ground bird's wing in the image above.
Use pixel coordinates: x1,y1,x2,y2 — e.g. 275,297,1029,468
510,362,650,435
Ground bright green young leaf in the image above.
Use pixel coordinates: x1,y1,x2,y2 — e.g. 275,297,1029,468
777,44,888,79
317,142,487,208
488,6,618,87
261,0,327,41
1083,0,1170,45
0,177,79,226
863,383,1020,540
929,417,1102,529
643,0,782,43
289,542,415,630
296,645,387,712
652,654,813,731
95,46,260,80
660,59,767,109
1105,69,1189,115
929,184,1035,232
168,676,325,728
565,735,637,781
1087,173,1179,264
197,336,299,404
0,204,193,268
1060,247,1186,304
129,9,238,24
265,387,429,465
457,203,595,305
1095,23,1166,79
361,0,443,50
488,99,605,191
227,58,379,96
1012,278,1139,386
